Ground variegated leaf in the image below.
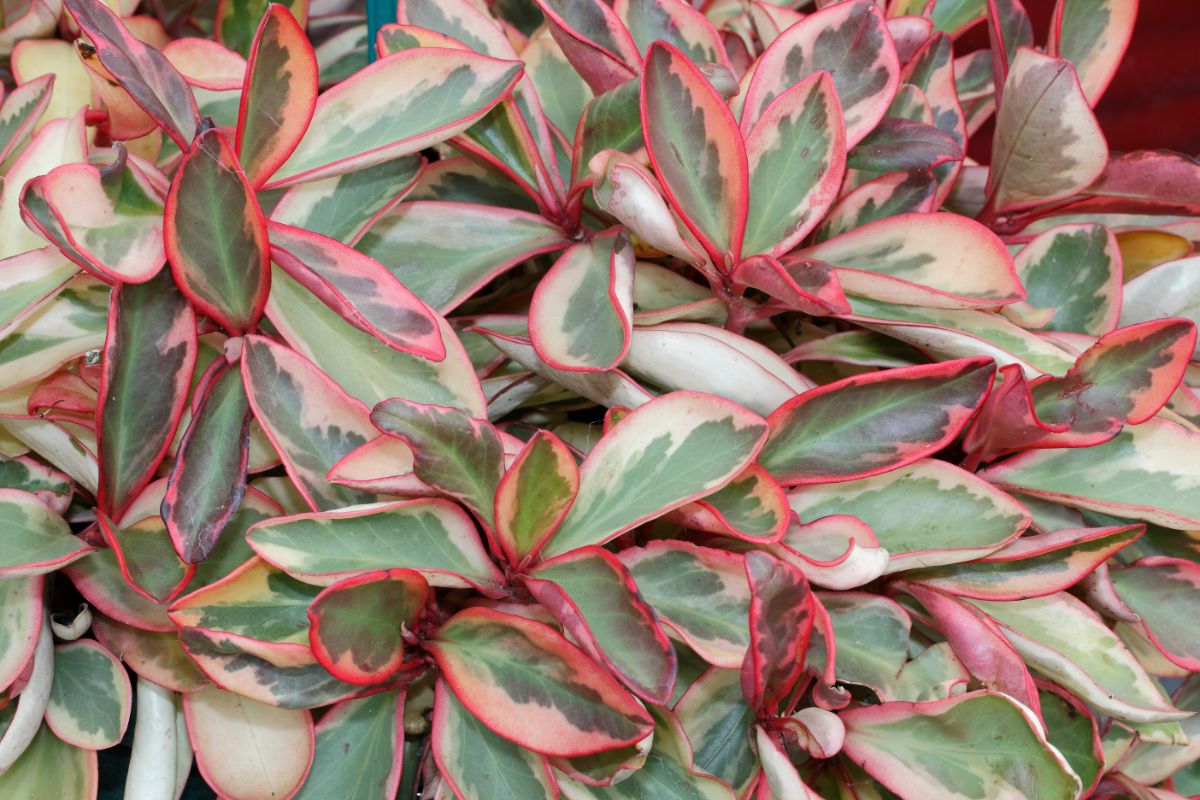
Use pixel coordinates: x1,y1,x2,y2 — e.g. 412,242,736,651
1004,223,1121,335
0,248,79,339
494,430,579,564
91,614,209,693
536,0,640,93
0,576,41,692
165,127,270,334
800,213,1023,309
542,392,768,557
675,668,757,792
308,569,429,684
0,112,87,260
44,640,131,750
246,499,505,595
1110,558,1200,672
96,269,195,520
268,49,523,187
1050,0,1137,104
0,75,53,165
742,551,814,712
760,358,995,486
100,514,193,605
428,608,654,757
0,277,109,393
236,4,318,188
616,0,727,66
841,692,1081,799
810,592,910,697
241,336,378,511
1120,257,1200,360
741,0,899,147
0,724,96,798
689,464,789,543
814,173,937,243
291,690,404,800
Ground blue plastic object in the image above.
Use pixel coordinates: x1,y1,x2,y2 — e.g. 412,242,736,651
365,0,397,63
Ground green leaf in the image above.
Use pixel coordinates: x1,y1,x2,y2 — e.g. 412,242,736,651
1039,686,1103,794
0,489,91,577
1110,558,1200,671
0,724,95,799
292,691,405,800
494,430,579,563
44,640,131,749
1005,223,1120,335
1050,0,1137,104
674,667,757,792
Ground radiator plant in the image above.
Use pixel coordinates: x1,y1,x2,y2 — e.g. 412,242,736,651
0,0,1199,798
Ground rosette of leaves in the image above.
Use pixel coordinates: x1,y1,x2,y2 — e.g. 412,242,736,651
0,0,1199,798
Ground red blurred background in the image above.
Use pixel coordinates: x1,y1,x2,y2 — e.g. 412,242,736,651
965,0,1200,159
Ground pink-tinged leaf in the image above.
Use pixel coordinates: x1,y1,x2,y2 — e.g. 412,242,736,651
184,685,314,800
162,358,251,564
494,430,579,565
1065,150,1200,218
267,49,524,187
589,150,703,265
530,229,635,372
99,513,194,605
0,74,54,165
241,336,380,511
433,680,558,800
962,363,1067,468
20,152,166,285
162,37,247,90
1049,0,1137,105
0,576,42,691
900,32,967,204
684,464,789,544
760,357,995,486
236,5,318,188
1030,318,1197,444
308,569,429,685
730,255,850,319
616,0,729,68
985,47,1106,215
906,524,1143,600
756,726,825,799
44,639,133,751
527,546,677,704
91,613,210,692
370,398,504,527
1110,557,1200,672
741,551,814,713
267,222,443,360
165,127,270,334
801,213,1023,309
772,515,890,591
535,0,640,93
741,0,900,147
841,691,1081,798
642,41,748,268
428,607,654,757
0,251,79,343
846,118,962,173
62,0,200,149
542,392,769,557
96,269,196,520
742,71,846,257
619,542,750,669
325,435,425,496
984,0,1034,98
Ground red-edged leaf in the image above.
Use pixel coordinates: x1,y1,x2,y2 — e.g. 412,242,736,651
98,512,194,605
308,569,429,685
1065,150,1200,218
760,357,995,486
616,0,729,68
267,222,444,361
63,0,201,149
162,357,251,564
236,4,318,188
846,118,962,173
642,41,748,268
731,255,850,317
962,363,1068,468
0,74,54,165
741,551,815,713
427,607,654,757
165,127,270,334
1110,557,1200,673
97,269,197,520
1049,0,1137,105
494,430,579,565
535,0,640,93
685,463,790,544
526,546,677,704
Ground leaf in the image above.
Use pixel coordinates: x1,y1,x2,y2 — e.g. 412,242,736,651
91,614,209,693
1004,223,1121,335
308,569,428,684
268,49,523,187
741,0,899,147
184,685,314,799
528,546,676,704
291,691,404,800
619,542,749,669
815,174,937,243
433,680,557,800
536,0,639,93
162,359,251,564
981,418,1200,529
1050,0,1137,104
236,4,318,188
0,75,54,165
20,154,167,284
675,668,757,792
44,640,131,750
986,48,1106,213
356,202,569,312
846,118,962,173
0,724,95,799
370,398,504,525
494,430,579,564
428,608,654,757
1119,256,1200,359
742,71,845,258
641,41,748,266
1039,685,1104,795
689,464,789,543
62,0,200,148
741,552,814,712
0,576,42,692
1110,558,1200,671
542,392,768,557
246,499,505,595
810,592,910,696
96,269,196,519
800,213,1023,309
0,276,108,393
759,358,995,486
241,336,378,511
0,248,78,338
617,0,727,67
841,691,1081,799
575,82,646,191
268,222,444,360
907,524,1144,600
0,490,89,578
968,593,1188,723
165,127,270,334
64,545,175,633
531,230,635,372
100,514,193,605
